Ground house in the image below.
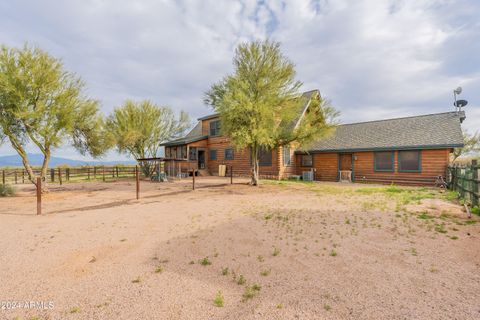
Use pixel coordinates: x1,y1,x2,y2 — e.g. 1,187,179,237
161,89,465,185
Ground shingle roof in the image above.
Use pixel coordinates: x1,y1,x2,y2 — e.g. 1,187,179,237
306,111,465,153
164,90,319,147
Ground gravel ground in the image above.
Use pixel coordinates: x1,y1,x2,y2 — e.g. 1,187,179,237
0,178,479,320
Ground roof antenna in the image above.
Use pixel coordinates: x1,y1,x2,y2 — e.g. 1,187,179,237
453,86,468,114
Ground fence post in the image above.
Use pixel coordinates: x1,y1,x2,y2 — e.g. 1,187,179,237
22,170,25,184
230,165,233,184
102,167,106,182
136,166,140,200
192,169,196,190
87,167,91,180
116,166,119,178
94,167,97,180
36,177,42,215
473,160,479,207
50,169,54,183
58,168,62,186
14,171,17,184
2,170,4,185
66,168,70,182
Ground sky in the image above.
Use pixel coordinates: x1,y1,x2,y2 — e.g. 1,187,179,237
0,0,479,161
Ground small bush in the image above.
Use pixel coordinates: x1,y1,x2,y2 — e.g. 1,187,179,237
471,206,480,216
272,247,280,257
242,284,261,302
199,257,211,266
221,267,229,276
0,184,15,197
214,291,224,307
237,274,246,285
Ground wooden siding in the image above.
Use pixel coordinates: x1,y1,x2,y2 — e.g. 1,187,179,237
297,153,339,181
353,149,451,185
206,136,280,178
278,146,298,179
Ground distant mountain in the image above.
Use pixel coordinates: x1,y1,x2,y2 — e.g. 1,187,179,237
0,153,137,167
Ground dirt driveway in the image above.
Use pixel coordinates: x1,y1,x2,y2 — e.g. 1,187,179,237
0,178,479,319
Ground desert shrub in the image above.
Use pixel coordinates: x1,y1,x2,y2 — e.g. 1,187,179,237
471,206,479,216
0,184,15,197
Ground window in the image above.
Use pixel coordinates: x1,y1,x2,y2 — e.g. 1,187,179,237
374,152,394,171
176,146,183,159
224,148,234,160
398,150,421,172
283,146,291,166
189,147,197,161
209,120,221,136
301,154,313,167
209,149,217,161
259,147,272,166
181,146,187,159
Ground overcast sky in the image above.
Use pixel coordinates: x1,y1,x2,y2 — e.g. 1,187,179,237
0,0,479,160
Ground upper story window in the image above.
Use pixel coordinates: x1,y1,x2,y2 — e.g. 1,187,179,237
374,151,394,172
283,146,291,166
398,150,421,172
209,120,221,136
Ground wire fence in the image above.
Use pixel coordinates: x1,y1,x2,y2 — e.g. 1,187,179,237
447,159,479,207
1,166,139,185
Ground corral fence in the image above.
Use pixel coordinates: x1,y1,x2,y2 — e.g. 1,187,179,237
447,159,479,208
1,166,139,185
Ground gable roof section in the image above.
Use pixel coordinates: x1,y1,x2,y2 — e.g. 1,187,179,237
163,89,319,147
305,111,465,153
161,121,207,147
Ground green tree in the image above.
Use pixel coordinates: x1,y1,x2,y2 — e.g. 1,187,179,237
453,130,480,161
205,40,338,185
106,100,190,177
0,44,108,190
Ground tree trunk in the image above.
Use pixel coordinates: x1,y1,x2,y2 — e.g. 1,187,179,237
40,149,51,192
9,140,37,187
139,161,153,178
250,146,259,186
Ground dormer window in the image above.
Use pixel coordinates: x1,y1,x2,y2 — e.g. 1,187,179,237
209,120,221,136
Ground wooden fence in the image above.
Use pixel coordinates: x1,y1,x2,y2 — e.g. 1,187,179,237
447,160,479,207
1,166,138,185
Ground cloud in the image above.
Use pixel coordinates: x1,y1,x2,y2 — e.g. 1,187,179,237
0,0,478,160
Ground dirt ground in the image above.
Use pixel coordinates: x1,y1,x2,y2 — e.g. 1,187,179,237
0,177,479,320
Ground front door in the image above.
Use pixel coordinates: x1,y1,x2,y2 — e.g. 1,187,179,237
198,150,205,169
339,153,353,182
339,153,352,171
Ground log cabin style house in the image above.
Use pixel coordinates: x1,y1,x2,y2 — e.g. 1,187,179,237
161,89,465,185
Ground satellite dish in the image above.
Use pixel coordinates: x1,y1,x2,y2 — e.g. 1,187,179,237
454,87,462,95
454,99,468,108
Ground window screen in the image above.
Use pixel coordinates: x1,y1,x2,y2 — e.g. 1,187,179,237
374,152,394,171
259,147,272,166
224,148,234,160
189,147,197,161
283,146,291,166
209,149,217,161
301,154,313,167
209,120,221,136
398,150,421,172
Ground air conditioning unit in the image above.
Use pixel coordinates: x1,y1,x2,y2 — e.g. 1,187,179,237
302,170,314,181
